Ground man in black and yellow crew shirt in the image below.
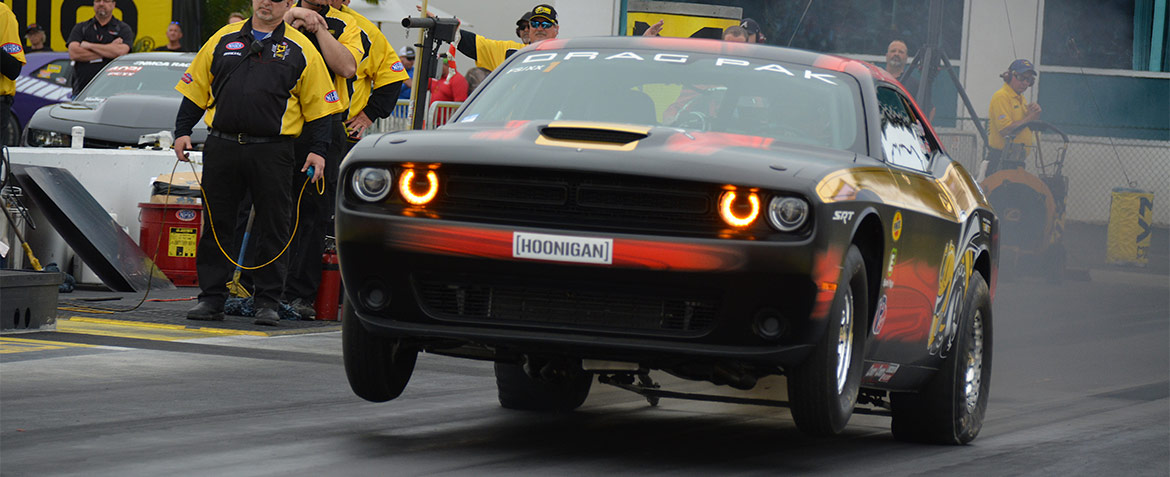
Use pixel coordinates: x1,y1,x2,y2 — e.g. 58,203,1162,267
453,4,560,71
279,0,365,319
1,3,26,146
332,0,408,144
67,0,133,96
173,0,343,326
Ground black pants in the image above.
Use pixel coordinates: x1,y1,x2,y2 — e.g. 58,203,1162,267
1,95,13,146
196,135,294,310
282,115,346,303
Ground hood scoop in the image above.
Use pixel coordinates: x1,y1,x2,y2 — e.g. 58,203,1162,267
537,121,651,151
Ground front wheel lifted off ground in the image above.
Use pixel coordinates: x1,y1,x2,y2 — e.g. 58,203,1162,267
342,301,418,402
495,361,592,412
787,244,868,436
890,271,992,444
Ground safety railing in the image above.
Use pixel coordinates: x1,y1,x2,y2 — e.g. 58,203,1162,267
370,99,463,133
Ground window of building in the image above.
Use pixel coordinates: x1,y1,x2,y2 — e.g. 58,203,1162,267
1041,0,1170,72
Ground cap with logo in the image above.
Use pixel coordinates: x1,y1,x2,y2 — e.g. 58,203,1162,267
26,23,43,34
1008,59,1035,74
530,4,557,24
399,46,415,59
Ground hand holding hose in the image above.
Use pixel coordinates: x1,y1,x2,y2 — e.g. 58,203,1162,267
302,152,324,183
174,135,192,162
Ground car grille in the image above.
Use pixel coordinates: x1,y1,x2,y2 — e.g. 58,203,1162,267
414,165,738,237
414,274,719,335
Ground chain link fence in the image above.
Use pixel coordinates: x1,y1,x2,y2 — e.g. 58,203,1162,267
938,124,1169,226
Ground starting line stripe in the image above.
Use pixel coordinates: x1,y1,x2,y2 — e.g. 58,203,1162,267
0,336,98,354
58,317,339,340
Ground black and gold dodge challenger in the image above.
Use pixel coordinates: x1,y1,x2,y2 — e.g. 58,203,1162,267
336,37,997,444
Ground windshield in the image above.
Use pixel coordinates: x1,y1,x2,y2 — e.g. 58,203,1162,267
75,58,191,103
459,48,865,153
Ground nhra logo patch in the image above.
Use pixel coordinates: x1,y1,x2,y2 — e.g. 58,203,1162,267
390,61,404,72
226,41,246,51
324,91,339,103
176,210,197,221
1,43,22,54
180,73,193,84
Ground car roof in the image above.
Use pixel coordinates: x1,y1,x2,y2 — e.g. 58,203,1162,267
530,36,897,84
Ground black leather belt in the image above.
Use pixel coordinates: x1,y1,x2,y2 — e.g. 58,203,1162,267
209,130,291,144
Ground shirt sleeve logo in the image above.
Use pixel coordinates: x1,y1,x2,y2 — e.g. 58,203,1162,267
181,73,193,84
226,41,246,51
325,90,340,103
390,61,404,72
2,43,23,54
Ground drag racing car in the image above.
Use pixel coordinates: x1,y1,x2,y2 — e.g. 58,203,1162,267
337,37,997,444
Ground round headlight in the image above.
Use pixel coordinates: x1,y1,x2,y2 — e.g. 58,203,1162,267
719,190,760,228
767,197,809,232
352,167,392,202
399,169,440,206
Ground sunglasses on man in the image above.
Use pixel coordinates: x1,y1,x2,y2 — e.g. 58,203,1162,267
530,20,554,29
1015,73,1035,85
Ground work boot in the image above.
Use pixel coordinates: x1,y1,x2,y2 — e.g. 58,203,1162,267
288,298,316,320
187,301,224,321
254,307,280,326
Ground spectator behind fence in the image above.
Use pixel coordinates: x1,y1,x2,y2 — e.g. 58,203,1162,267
396,45,415,101
25,24,50,52
465,66,490,94
173,0,340,326
67,0,133,96
429,52,467,104
153,21,187,52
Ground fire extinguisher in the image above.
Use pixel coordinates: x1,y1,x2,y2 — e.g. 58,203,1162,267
315,243,341,320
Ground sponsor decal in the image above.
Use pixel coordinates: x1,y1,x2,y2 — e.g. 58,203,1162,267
864,362,900,383
105,66,142,77
872,295,888,335
534,5,553,15
325,90,339,103
506,64,545,74
518,51,838,84
180,73,193,84
390,61,404,72
133,61,191,68
981,216,991,234
226,41,246,51
274,42,288,60
513,232,613,265
891,211,902,241
832,210,854,224
176,210,197,222
2,42,24,54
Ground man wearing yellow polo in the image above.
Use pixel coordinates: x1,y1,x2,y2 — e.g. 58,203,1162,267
333,0,409,142
454,4,560,71
987,59,1042,175
1,3,26,145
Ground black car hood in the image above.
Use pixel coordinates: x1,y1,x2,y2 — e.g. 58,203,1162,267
51,94,183,128
354,121,875,195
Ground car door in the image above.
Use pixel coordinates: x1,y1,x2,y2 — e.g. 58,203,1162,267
865,84,972,372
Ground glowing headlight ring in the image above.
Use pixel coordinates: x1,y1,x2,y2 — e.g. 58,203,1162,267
719,191,760,228
399,169,439,205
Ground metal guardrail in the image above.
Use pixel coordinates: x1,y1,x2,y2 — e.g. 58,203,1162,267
371,99,462,133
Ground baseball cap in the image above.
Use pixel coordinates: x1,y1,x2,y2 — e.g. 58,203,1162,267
26,23,43,34
399,46,415,59
740,18,765,41
516,11,534,28
530,4,557,24
1008,59,1035,74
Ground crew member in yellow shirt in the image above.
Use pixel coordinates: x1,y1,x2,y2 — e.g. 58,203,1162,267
1,3,26,145
986,59,1041,175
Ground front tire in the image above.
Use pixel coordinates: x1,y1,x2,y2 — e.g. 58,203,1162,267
495,360,592,412
342,301,418,402
891,271,993,444
788,245,868,436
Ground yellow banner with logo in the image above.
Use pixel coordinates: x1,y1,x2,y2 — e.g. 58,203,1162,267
4,0,172,53
1106,188,1154,265
626,11,739,39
